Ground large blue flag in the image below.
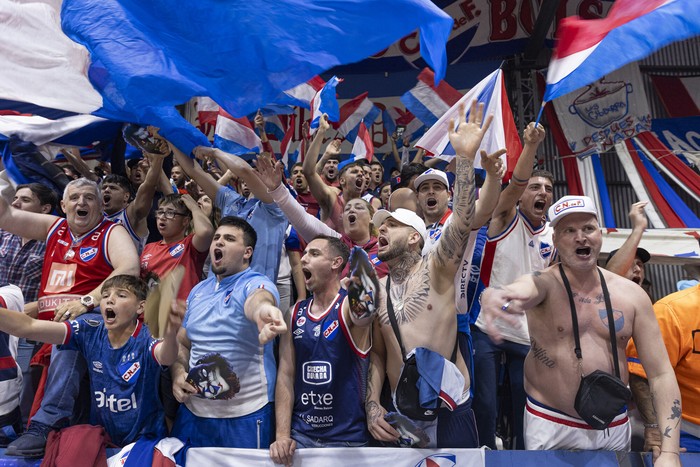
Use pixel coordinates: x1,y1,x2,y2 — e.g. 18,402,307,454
0,0,451,155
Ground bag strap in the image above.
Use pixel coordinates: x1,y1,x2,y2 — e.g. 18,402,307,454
386,275,408,362
386,276,458,363
558,263,621,378
598,267,622,378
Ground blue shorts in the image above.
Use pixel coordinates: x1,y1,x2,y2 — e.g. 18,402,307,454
172,403,273,448
437,396,479,448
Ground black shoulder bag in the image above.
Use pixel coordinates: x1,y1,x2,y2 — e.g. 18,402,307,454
386,276,457,421
559,263,631,430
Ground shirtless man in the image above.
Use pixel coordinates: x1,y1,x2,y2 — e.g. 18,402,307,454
366,101,501,448
480,195,681,463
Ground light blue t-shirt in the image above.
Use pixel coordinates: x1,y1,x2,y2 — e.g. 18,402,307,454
183,268,280,418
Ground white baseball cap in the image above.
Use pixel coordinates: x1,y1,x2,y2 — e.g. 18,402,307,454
414,169,449,190
547,195,598,228
372,208,426,240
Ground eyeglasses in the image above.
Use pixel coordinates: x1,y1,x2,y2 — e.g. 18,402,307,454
155,210,187,219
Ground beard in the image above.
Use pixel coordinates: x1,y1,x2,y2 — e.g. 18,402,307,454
377,236,408,262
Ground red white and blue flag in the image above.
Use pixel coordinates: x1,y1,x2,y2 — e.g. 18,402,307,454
309,76,342,133
279,114,297,168
401,68,462,127
351,122,373,162
337,92,380,142
277,76,326,109
543,0,700,103
415,69,521,173
213,110,261,156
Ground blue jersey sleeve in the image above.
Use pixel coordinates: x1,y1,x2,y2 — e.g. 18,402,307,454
246,274,281,307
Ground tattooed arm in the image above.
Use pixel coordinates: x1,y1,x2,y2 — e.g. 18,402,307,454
365,320,399,442
631,291,682,462
432,100,497,283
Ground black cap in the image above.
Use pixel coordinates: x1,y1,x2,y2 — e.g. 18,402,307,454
606,247,651,266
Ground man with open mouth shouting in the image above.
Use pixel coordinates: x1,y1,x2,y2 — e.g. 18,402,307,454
480,195,681,462
365,101,492,449
170,216,287,449
0,178,139,457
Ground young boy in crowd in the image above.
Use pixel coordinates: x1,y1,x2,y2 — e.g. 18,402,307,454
0,275,182,448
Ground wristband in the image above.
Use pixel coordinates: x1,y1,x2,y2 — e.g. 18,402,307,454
644,423,659,428
511,174,529,184
660,451,680,456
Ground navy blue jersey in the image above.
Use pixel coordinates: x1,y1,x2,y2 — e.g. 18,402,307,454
61,319,166,446
290,289,370,443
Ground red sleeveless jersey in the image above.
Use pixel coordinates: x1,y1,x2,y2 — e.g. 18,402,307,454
38,218,117,320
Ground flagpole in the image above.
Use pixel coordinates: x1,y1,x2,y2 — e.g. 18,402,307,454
534,101,545,126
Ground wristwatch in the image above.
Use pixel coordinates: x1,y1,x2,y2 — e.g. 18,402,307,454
80,295,96,312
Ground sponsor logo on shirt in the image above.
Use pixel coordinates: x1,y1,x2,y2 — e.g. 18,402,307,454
313,324,321,338
95,389,138,413
224,290,233,305
302,361,332,385
80,247,98,262
296,316,306,327
92,361,103,374
293,327,304,339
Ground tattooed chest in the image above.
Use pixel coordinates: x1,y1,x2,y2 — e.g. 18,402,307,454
380,267,431,325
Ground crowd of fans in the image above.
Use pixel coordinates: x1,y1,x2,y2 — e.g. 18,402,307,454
0,105,694,466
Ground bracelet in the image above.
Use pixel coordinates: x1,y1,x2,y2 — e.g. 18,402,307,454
660,451,680,456
644,423,659,428
511,174,529,184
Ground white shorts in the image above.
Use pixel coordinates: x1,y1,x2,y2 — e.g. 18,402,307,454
524,397,631,451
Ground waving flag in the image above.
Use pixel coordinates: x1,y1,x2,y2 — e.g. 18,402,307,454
0,112,121,147
0,0,451,155
337,93,381,142
279,114,297,168
543,0,700,103
309,76,342,132
415,69,521,172
352,123,374,162
213,111,261,156
277,77,326,109
401,68,462,126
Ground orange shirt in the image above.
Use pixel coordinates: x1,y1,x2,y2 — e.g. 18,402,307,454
627,285,700,425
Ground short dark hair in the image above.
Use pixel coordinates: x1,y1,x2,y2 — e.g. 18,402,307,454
312,235,350,271
102,174,133,197
16,183,59,212
102,275,148,301
291,162,304,172
370,160,384,170
530,169,554,185
218,216,257,250
395,163,427,190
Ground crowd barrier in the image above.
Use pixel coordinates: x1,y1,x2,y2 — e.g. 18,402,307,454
3,446,699,466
